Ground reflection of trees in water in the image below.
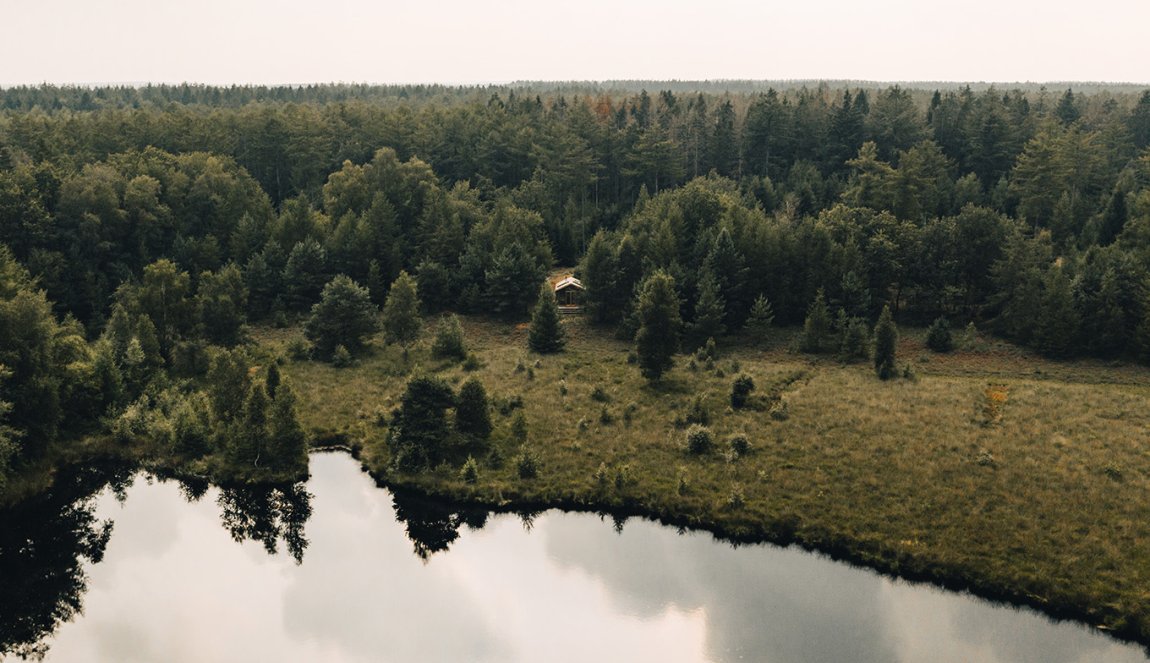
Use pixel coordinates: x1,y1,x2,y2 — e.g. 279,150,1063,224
216,483,312,564
175,476,210,503
390,491,488,560
519,509,542,533
0,461,130,660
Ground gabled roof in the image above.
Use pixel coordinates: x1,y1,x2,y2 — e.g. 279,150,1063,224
554,276,584,291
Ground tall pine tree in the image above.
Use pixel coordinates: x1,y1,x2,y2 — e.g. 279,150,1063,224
528,283,565,353
634,271,681,382
690,270,726,348
873,304,898,380
800,289,833,353
267,381,307,474
381,271,421,348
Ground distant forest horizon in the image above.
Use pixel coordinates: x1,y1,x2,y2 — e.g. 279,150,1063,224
2,80,1149,103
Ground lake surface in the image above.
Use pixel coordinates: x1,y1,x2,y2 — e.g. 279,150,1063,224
2,451,1146,663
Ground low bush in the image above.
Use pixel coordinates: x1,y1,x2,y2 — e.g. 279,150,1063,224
730,374,755,408
516,447,539,479
686,395,709,425
685,424,714,455
728,434,751,457
460,456,480,484
927,316,954,353
332,344,353,368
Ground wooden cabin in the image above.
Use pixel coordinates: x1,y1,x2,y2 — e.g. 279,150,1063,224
553,275,585,312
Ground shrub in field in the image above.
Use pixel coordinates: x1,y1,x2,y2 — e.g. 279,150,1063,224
728,434,751,457
460,456,480,484
431,314,467,360
516,447,539,479
685,424,714,455
926,316,954,353
730,375,755,408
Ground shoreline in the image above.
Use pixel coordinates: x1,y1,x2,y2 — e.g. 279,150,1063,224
358,451,1148,651
5,316,1150,651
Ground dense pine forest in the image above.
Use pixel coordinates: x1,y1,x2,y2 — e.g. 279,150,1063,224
3,81,1150,491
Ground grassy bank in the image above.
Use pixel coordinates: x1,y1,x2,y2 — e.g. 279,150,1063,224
255,315,1150,644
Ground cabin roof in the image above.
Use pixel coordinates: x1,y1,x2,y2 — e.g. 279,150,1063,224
554,276,584,291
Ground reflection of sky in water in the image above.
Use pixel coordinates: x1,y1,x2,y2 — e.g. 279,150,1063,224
38,453,1149,663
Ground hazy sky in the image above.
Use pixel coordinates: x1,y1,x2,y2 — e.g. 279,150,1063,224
4,0,1148,85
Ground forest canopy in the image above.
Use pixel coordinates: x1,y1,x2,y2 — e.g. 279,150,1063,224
3,81,1150,487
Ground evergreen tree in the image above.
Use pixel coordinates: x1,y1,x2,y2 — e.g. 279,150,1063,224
230,381,270,468
581,230,619,324
705,228,748,330
454,377,492,441
837,310,871,363
838,270,871,319
800,289,833,353
90,341,124,412
282,239,328,311
1135,294,1150,364
1083,268,1128,357
485,243,543,320
381,270,421,348
873,304,898,380
926,316,954,352
244,250,279,319
305,275,380,359
829,90,866,170
120,337,147,396
134,259,194,356
104,303,134,361
431,314,467,360
133,316,163,368
171,392,212,459
389,375,455,471
1054,89,1080,126
634,270,681,382
528,283,566,353
1098,189,1128,247
197,264,248,346
267,381,307,473
690,270,726,348
416,260,452,313
747,294,775,333
1033,266,1080,358
1130,90,1150,150
207,348,250,427
709,99,739,177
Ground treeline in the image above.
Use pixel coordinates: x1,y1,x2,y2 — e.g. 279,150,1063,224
0,83,497,111
4,82,1150,488
0,243,309,492
4,83,1150,243
580,176,1150,360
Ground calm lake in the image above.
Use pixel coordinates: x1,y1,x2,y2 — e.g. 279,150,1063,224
2,451,1147,663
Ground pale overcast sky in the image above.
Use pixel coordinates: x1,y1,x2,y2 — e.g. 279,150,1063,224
3,0,1148,85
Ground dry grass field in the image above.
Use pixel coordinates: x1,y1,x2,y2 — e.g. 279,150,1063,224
255,314,1150,642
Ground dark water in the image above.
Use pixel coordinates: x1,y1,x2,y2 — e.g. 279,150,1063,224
2,452,1146,663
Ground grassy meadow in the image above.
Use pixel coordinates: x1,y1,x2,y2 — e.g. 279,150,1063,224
255,314,1150,642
